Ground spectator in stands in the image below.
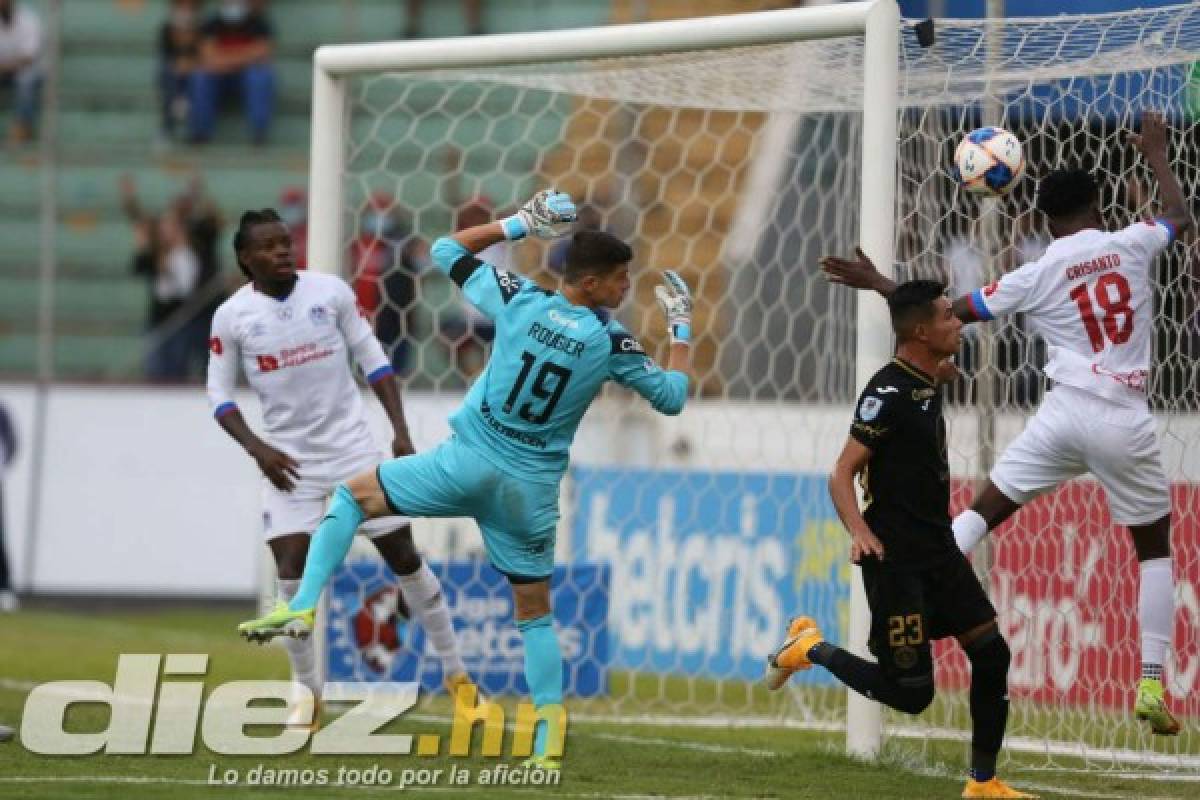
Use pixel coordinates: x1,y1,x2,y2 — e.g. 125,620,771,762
0,0,43,144
122,175,222,380
279,186,308,270
148,209,201,381
403,0,483,38
188,0,275,145
0,400,16,613
172,178,225,374
159,0,202,142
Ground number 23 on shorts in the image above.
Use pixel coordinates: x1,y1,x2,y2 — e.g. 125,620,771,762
888,614,925,647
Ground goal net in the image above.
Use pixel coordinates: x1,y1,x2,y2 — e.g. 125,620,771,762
311,0,1200,775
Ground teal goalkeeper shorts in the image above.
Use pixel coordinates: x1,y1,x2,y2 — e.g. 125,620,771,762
374,435,559,581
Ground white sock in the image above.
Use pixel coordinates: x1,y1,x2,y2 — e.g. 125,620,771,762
397,561,467,677
953,509,989,554
277,578,322,698
1138,557,1174,671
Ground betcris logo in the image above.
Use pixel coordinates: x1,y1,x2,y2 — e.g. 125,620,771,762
574,467,849,682
326,561,609,697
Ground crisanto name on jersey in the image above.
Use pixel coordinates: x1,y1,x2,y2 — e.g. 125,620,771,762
967,219,1176,407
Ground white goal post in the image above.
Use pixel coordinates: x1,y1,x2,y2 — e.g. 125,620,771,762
306,0,899,759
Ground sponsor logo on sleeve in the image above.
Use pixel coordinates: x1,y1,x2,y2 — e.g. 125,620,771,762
493,268,522,304
610,333,646,355
858,396,883,421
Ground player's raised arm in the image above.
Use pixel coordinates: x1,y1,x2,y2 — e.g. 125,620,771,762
820,247,898,297
1129,110,1192,240
821,246,1030,325
430,189,576,318
607,270,692,415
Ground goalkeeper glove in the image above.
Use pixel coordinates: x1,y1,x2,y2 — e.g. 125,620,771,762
655,270,693,344
501,189,577,240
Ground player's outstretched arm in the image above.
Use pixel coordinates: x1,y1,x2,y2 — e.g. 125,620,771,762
435,189,577,261
820,247,897,296
1128,110,1193,239
430,190,577,294
828,437,885,562
823,247,994,325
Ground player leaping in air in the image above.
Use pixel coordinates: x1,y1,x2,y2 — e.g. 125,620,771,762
208,209,475,728
821,111,1192,736
237,190,693,769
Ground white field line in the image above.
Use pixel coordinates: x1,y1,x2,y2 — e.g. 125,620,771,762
904,761,1187,800
566,711,1200,772
406,711,779,758
1016,765,1200,784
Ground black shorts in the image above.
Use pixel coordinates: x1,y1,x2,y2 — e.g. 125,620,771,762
859,553,996,687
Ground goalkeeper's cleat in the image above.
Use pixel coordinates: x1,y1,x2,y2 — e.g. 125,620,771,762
1135,677,1181,735
285,694,322,733
520,754,562,771
962,777,1038,798
237,602,315,643
444,672,489,711
764,615,823,691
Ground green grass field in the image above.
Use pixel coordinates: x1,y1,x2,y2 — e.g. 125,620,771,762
0,606,1197,799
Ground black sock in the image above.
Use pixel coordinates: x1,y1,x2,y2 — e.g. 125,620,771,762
970,751,997,783
965,633,1011,782
808,642,933,715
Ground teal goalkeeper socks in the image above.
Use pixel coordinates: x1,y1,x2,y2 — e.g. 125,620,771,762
516,614,564,757
288,484,365,612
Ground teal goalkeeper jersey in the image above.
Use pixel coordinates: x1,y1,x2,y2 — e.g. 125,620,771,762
431,237,689,483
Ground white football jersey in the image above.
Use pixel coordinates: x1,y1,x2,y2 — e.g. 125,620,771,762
968,220,1175,408
206,271,393,460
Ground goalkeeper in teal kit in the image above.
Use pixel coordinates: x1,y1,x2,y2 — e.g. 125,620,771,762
239,190,693,767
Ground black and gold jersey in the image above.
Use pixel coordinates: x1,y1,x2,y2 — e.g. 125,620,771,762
849,358,956,568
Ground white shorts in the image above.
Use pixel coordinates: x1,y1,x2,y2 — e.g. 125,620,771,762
989,385,1171,526
261,449,409,541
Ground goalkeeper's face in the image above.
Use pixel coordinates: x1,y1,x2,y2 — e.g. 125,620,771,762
582,263,631,309
242,221,297,283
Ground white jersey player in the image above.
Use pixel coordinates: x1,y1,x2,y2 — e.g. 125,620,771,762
207,209,475,725
821,112,1191,736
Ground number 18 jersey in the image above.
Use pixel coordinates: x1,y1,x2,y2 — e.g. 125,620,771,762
967,219,1175,408
431,238,689,484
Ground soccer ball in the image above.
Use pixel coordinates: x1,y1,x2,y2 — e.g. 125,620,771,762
952,127,1025,196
